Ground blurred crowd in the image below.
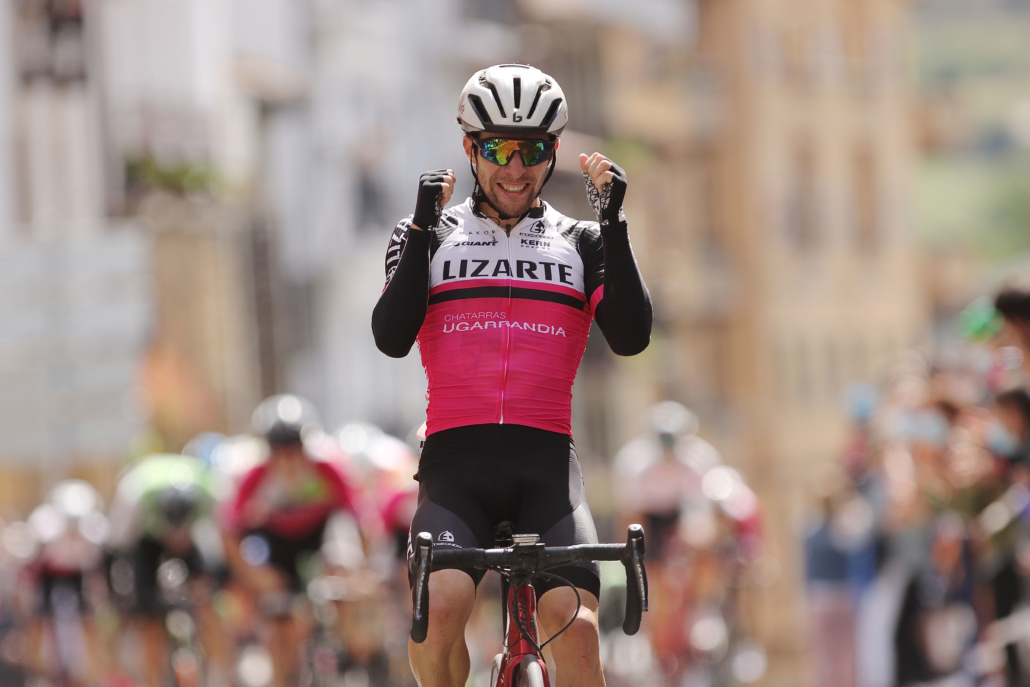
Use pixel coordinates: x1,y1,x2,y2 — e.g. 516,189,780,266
0,388,771,687
0,396,423,687
804,279,1030,687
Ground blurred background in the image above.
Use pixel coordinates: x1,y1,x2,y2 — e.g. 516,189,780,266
2,0,1030,685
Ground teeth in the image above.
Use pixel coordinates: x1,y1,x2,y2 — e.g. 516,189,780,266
501,184,525,193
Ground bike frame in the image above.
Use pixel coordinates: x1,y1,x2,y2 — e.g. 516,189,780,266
497,581,549,687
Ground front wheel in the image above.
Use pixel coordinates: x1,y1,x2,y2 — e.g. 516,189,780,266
516,656,546,687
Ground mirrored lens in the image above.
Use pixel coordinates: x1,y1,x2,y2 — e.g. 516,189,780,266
478,138,553,166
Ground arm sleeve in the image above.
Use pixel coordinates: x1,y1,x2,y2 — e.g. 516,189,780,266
371,219,432,358
221,466,264,534
584,220,652,356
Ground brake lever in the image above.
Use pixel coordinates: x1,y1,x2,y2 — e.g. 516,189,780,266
621,524,648,635
410,532,433,643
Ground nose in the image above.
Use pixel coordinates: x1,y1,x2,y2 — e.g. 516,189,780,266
506,152,527,176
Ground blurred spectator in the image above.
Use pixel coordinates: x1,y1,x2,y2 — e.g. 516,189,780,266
804,469,874,687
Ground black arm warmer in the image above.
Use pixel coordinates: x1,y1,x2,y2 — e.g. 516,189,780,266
593,222,652,356
371,227,431,358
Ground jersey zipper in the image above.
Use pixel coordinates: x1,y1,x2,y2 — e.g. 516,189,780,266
499,224,514,423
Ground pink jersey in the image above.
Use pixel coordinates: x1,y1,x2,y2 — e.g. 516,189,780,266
384,200,606,436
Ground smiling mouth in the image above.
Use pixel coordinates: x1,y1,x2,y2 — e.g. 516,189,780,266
498,183,529,197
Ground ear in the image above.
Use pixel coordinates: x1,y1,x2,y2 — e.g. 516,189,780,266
462,135,476,164
553,137,560,153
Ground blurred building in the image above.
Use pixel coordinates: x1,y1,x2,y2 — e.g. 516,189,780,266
0,0,151,512
695,2,926,681
519,0,928,684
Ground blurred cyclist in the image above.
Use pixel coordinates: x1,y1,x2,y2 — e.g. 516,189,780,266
337,422,419,568
372,63,651,687
612,402,718,560
223,394,363,687
106,452,230,687
612,403,764,685
23,480,109,686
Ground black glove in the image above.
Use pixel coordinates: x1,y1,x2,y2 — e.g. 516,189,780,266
412,169,451,231
583,159,628,232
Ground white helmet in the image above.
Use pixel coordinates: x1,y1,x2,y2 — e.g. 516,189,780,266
458,64,568,138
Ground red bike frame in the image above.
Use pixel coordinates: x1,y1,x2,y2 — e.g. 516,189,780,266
497,583,549,687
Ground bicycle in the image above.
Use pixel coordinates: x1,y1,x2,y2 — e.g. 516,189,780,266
305,570,390,687
157,557,208,687
410,523,648,687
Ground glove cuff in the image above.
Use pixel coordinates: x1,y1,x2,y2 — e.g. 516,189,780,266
412,208,439,231
600,207,627,233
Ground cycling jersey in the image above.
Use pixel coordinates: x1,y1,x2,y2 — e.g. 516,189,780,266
226,459,356,540
107,454,222,547
372,198,651,436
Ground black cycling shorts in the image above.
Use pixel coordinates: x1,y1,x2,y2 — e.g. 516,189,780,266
408,423,601,600
35,571,87,616
245,523,328,593
133,535,206,615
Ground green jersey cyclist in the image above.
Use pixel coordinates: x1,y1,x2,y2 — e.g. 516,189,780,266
372,64,652,687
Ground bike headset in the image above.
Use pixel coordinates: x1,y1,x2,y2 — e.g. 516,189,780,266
457,64,569,221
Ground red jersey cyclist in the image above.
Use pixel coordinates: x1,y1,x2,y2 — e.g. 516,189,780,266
372,64,652,687
223,394,363,687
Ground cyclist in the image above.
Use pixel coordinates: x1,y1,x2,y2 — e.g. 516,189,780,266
337,422,420,567
372,64,651,687
612,403,763,683
23,480,109,686
612,402,719,560
105,453,230,687
223,394,363,687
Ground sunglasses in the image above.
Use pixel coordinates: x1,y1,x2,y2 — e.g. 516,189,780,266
475,137,555,167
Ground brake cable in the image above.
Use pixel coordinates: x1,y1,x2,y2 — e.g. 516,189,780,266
502,569,583,653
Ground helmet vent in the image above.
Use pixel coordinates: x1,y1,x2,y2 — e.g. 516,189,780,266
484,81,507,118
467,94,493,126
538,98,563,130
526,85,544,119
513,77,521,109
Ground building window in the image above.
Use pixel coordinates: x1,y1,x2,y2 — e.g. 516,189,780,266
16,0,86,82
784,25,810,89
841,5,870,93
853,148,878,253
358,168,386,232
786,144,819,250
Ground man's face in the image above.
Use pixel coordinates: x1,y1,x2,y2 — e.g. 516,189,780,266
463,133,558,218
